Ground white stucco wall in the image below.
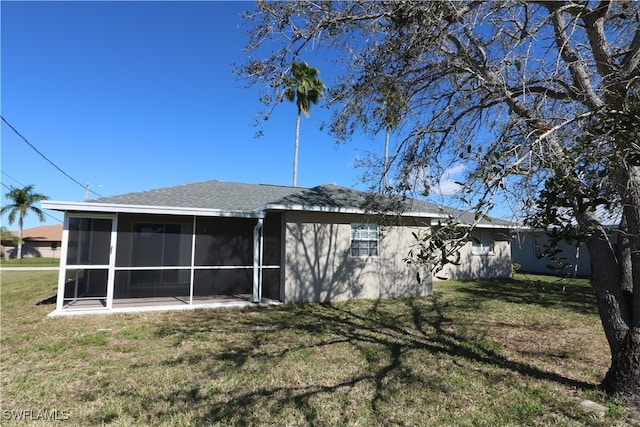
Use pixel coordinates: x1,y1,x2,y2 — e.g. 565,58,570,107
281,212,432,304
436,230,512,280
3,242,61,259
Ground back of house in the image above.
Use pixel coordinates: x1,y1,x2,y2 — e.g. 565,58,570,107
42,180,512,316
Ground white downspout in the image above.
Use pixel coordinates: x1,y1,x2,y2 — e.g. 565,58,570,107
189,216,197,306
253,217,264,303
105,214,118,310
259,218,264,301
55,214,70,313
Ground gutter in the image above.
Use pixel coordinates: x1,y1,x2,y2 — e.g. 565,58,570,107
430,219,514,229
258,203,451,219
42,200,264,219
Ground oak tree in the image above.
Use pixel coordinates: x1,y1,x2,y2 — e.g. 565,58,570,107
238,0,640,398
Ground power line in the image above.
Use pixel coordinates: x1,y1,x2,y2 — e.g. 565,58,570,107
1,171,27,188
1,115,104,198
42,210,64,223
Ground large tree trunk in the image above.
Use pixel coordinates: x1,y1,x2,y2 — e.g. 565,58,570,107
587,232,630,347
587,168,640,398
589,249,640,397
623,166,640,333
601,327,640,397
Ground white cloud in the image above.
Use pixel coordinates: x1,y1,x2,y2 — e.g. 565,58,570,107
433,163,466,196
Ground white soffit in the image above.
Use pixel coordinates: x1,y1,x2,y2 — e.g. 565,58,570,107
41,200,264,219
429,219,512,229
260,203,451,219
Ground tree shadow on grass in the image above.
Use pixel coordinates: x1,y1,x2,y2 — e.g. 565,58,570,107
451,276,599,316
144,294,600,425
134,276,602,425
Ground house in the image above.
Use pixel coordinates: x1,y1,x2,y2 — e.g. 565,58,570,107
4,224,63,259
511,207,620,277
511,230,589,276
41,180,513,316
512,228,620,277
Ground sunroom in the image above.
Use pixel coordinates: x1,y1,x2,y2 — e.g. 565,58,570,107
45,205,283,316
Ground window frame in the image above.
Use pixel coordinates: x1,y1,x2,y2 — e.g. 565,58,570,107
129,221,193,267
471,231,494,256
533,234,543,258
350,223,379,258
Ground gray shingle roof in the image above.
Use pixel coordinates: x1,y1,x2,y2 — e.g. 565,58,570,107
268,184,373,210
90,180,305,211
88,180,512,227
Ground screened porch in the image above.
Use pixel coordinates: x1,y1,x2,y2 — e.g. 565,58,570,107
53,212,282,315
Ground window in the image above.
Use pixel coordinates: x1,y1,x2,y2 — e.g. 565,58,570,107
131,223,191,267
533,234,543,258
113,219,193,301
472,231,494,255
351,223,379,257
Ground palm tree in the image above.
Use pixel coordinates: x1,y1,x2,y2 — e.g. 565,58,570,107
283,62,325,187
374,80,408,190
1,185,48,259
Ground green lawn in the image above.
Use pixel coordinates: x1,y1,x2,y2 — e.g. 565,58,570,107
0,271,629,426
0,257,60,267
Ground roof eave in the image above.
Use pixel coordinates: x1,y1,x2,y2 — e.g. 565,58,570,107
430,219,513,229
41,200,264,219
260,203,450,218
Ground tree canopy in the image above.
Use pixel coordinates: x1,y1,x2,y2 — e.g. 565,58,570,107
283,61,324,118
239,0,640,399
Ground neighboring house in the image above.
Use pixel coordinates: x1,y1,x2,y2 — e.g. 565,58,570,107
512,230,591,276
4,224,63,259
512,228,619,277
512,207,619,277
42,180,512,316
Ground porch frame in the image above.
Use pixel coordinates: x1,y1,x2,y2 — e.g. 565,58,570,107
52,210,276,316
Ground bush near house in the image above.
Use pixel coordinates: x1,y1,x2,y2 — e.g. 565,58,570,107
1,271,632,426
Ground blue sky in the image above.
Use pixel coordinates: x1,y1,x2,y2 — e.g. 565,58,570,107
1,1,466,231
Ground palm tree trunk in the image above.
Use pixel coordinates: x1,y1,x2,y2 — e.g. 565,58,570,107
17,216,23,260
383,126,390,190
293,111,301,187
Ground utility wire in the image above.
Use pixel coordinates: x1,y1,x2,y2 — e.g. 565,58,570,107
41,210,64,223
1,171,27,188
1,115,104,198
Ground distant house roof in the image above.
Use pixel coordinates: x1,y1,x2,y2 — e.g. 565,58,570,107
11,224,63,242
42,180,513,228
513,204,622,231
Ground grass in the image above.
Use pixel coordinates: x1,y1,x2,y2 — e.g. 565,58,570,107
0,257,60,267
0,271,631,426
